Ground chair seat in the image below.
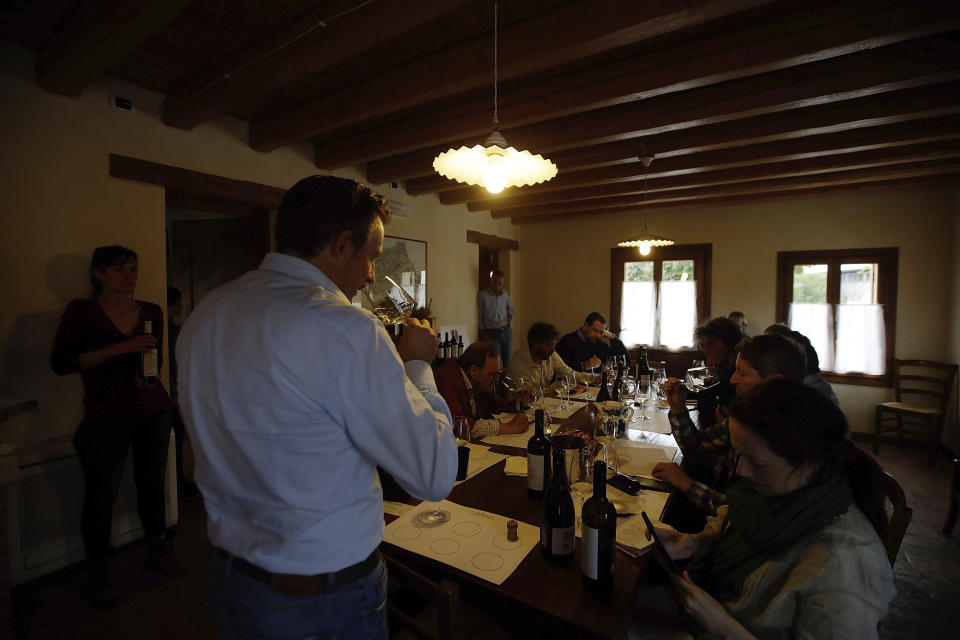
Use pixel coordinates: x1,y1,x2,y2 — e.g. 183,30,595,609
877,402,943,416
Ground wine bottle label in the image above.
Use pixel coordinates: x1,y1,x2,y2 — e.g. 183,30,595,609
142,349,159,378
527,453,544,490
552,527,575,555
581,526,599,579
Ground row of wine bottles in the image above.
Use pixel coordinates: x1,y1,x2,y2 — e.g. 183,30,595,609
434,332,464,365
526,410,617,596
594,345,653,403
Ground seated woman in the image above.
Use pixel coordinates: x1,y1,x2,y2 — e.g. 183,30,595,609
639,378,895,639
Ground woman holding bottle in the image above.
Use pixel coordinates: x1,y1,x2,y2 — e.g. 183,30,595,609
50,245,183,609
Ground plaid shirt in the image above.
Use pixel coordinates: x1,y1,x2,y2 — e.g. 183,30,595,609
668,410,736,515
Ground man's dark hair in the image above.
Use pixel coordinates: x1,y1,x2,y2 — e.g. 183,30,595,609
763,324,820,375
275,175,391,258
584,312,607,326
736,334,805,381
167,285,182,306
90,245,137,297
694,317,742,351
459,341,498,373
491,269,505,278
527,322,560,346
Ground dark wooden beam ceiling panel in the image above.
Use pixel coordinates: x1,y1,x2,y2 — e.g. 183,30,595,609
37,0,189,96
162,0,473,130
251,0,776,152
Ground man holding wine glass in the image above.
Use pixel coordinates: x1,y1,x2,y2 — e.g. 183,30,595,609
652,334,806,518
435,341,530,437
177,175,458,640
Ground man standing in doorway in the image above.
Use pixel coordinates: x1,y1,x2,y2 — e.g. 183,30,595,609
478,269,515,367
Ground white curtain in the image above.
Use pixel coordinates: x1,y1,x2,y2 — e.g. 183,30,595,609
620,281,655,347
835,304,885,374
659,280,697,348
789,303,834,370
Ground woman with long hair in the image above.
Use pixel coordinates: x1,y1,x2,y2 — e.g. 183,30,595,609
50,246,184,609
643,377,895,638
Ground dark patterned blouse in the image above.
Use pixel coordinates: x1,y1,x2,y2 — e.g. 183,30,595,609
50,298,174,425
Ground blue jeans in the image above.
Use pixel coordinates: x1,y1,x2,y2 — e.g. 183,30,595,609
484,326,513,367
206,547,388,640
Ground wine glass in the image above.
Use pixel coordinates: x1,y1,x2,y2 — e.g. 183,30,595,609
683,364,719,392
417,417,471,525
652,363,668,405
633,377,652,420
361,275,416,325
571,442,607,527
557,372,575,408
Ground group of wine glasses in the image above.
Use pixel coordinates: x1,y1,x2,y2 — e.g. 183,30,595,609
556,371,577,408
568,439,609,527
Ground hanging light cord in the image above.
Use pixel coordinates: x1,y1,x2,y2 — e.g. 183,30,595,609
163,0,376,114
492,1,499,131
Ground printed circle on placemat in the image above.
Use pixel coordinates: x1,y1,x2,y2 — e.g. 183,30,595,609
471,553,504,571
453,521,482,537
492,534,522,550
430,538,460,555
392,526,421,541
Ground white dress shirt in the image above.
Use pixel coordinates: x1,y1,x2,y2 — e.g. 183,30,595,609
177,252,457,574
506,347,591,393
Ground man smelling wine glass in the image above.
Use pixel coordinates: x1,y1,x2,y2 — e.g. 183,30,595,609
177,176,458,640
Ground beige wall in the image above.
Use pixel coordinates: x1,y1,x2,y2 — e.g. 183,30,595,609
0,43,516,448
511,188,958,435
949,191,960,451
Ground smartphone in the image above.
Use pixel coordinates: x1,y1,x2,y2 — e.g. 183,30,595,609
641,511,681,576
607,473,672,495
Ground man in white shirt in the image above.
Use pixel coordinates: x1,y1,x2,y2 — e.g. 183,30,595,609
477,270,515,366
177,175,457,640
507,322,593,393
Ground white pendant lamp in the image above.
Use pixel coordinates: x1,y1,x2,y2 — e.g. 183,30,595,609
616,153,673,255
433,2,557,194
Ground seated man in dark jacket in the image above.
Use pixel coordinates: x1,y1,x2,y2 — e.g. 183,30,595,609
556,312,611,372
435,341,529,439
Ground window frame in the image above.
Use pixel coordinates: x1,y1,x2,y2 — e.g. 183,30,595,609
775,247,898,387
610,243,712,349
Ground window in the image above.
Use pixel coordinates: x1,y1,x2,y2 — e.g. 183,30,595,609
610,244,711,349
776,248,898,386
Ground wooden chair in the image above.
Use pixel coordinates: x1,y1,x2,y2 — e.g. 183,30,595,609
879,470,913,567
874,360,958,466
383,551,460,640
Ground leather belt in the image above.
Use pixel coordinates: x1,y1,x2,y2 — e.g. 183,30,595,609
216,546,380,597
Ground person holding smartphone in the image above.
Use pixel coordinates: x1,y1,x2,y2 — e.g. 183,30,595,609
638,379,894,639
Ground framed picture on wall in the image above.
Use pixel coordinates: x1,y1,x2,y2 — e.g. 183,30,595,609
378,236,427,308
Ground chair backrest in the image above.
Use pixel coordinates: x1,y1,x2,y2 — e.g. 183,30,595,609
893,360,958,413
879,470,913,567
383,551,459,640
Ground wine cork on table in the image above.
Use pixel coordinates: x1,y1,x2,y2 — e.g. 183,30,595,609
507,519,518,542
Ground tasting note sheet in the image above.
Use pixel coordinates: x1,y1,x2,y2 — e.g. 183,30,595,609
383,500,539,585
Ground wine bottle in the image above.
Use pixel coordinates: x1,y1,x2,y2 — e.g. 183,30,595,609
637,345,652,388
442,332,451,360
581,460,616,596
435,334,444,365
527,409,550,498
457,334,464,358
595,366,611,402
140,320,159,383
541,445,575,563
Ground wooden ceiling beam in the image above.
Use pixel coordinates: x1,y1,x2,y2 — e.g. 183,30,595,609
340,1,960,177
251,0,776,153
455,116,960,210
37,0,189,96
493,149,960,218
364,36,960,183
510,173,960,224
162,0,471,130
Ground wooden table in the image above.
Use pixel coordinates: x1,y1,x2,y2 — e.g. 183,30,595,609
382,399,681,639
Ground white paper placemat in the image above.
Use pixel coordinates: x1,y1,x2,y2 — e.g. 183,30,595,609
384,500,539,585
608,440,678,477
524,396,583,420
623,408,673,434
480,425,534,448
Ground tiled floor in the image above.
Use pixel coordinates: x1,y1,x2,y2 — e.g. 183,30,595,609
862,441,960,639
10,443,960,638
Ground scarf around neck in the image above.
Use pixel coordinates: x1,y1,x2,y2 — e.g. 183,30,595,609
688,468,853,602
